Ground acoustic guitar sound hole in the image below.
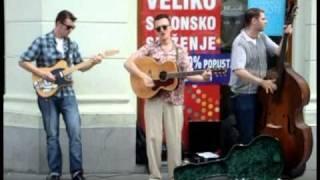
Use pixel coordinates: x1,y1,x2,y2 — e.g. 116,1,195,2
159,71,168,81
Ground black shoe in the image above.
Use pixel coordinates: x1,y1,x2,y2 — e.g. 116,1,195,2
72,171,85,180
47,175,60,180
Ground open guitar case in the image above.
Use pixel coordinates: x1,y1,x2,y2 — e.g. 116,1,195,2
174,86,285,180
174,135,284,180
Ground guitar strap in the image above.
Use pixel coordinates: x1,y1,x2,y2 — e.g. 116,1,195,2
175,43,181,73
64,38,72,66
61,38,73,86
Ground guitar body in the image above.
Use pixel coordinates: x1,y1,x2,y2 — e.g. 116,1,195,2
130,56,179,99
174,135,284,180
32,60,70,97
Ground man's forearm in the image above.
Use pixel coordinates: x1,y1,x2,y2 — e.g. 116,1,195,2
19,60,43,77
234,69,263,85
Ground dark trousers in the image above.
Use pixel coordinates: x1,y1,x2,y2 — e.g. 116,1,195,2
231,93,259,144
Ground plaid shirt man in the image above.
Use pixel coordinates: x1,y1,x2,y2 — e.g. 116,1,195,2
21,30,83,97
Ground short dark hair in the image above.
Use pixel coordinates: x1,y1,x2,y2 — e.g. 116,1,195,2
244,8,264,27
154,14,170,24
55,10,77,24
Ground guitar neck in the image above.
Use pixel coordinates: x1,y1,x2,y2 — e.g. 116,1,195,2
62,60,93,76
60,49,119,76
167,69,205,79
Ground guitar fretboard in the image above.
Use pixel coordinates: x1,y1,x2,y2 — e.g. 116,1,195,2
61,49,119,76
62,60,93,76
166,68,224,79
167,70,205,79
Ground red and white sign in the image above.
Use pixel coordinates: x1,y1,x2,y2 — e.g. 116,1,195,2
137,0,222,152
138,0,222,54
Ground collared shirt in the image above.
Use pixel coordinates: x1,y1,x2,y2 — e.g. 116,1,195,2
242,30,257,45
136,40,193,105
229,29,278,94
21,30,82,97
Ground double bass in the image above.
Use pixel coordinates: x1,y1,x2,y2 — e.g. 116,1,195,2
257,1,313,178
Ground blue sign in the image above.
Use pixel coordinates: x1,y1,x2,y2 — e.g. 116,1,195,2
248,0,286,36
187,53,231,85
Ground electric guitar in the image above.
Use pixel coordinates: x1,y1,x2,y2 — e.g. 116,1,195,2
130,56,226,99
32,49,119,97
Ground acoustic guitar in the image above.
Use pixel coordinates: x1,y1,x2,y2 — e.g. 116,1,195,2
130,56,226,99
32,49,119,97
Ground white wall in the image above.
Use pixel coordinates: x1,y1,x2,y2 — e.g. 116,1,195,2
4,0,138,128
293,0,317,125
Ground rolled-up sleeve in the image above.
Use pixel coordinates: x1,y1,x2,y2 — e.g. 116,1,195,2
71,41,82,65
20,38,41,62
136,44,152,58
264,35,279,56
231,42,247,71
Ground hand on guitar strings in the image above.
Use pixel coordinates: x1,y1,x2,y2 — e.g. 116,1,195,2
142,73,155,88
41,71,56,82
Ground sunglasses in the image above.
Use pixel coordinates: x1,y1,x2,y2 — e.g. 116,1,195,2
62,22,76,30
155,25,169,32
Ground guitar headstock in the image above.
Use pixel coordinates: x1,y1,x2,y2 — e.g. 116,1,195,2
211,67,228,77
101,49,120,58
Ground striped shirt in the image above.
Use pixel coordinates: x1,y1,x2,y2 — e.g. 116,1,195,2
229,29,278,94
21,30,83,97
136,40,193,105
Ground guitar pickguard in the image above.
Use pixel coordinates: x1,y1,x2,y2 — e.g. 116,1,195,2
51,68,72,86
33,79,58,93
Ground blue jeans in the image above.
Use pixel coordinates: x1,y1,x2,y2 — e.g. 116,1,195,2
37,95,83,175
231,94,259,144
